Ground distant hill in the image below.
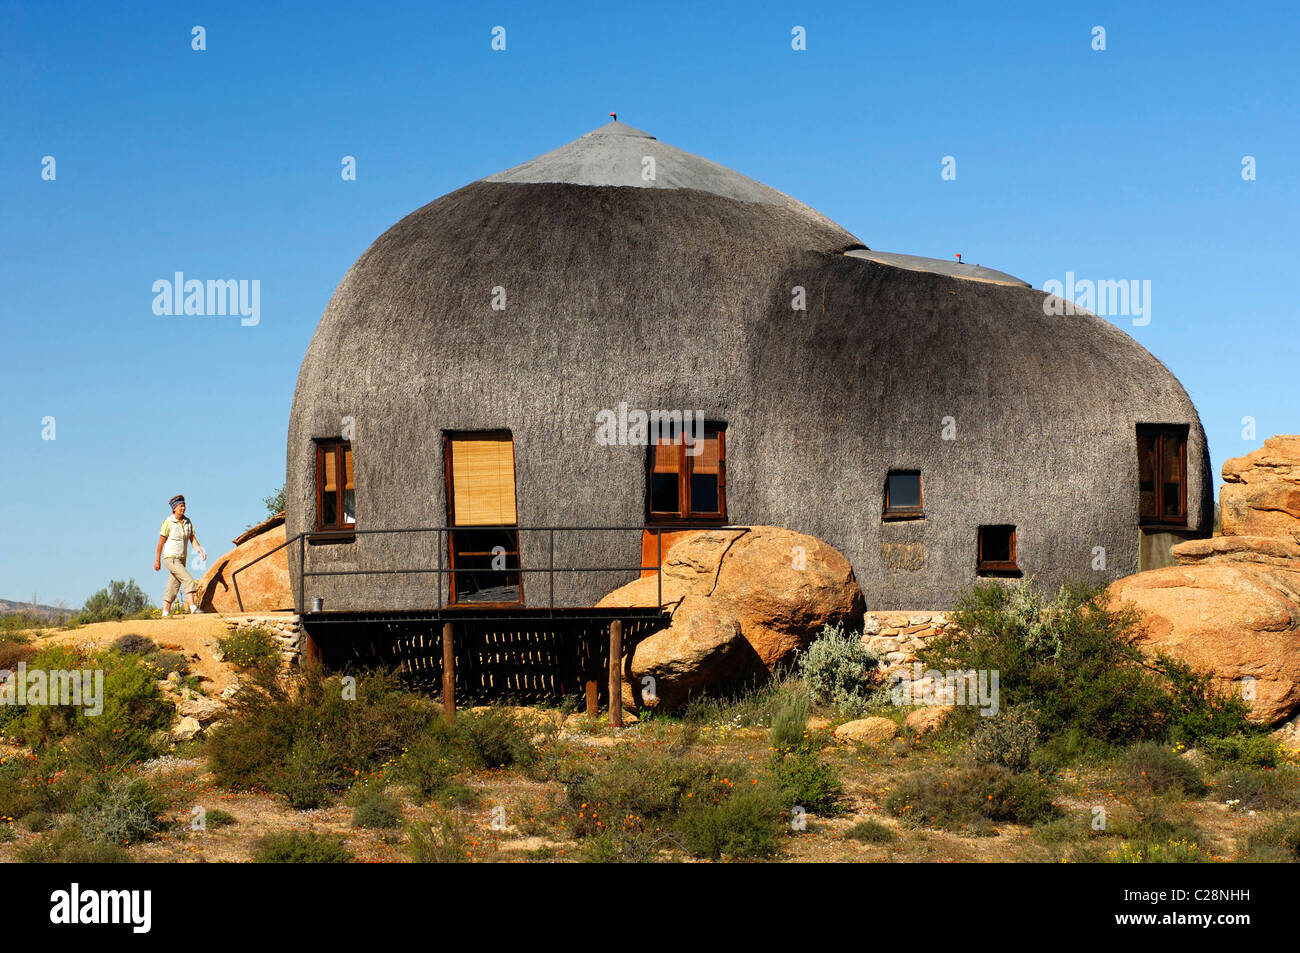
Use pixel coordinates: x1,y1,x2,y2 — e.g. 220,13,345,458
0,598,71,619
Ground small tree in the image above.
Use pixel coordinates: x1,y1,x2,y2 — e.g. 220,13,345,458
79,579,153,623
263,485,286,519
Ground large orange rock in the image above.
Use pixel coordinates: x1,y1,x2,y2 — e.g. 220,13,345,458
1220,435,1300,539
1110,561,1300,725
197,516,293,613
619,596,765,712
601,526,865,709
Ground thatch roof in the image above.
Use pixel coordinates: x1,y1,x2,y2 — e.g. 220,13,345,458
286,122,1210,612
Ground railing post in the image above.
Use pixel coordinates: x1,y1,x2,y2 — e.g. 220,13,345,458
437,528,443,611
298,533,306,614
608,619,623,727
657,529,662,610
442,621,455,721
549,528,554,610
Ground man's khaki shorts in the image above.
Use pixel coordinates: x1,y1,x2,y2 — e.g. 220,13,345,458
163,556,197,602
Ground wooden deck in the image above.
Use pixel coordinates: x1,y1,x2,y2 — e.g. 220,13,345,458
299,606,670,718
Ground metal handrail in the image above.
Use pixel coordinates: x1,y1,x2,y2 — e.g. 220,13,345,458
230,524,748,615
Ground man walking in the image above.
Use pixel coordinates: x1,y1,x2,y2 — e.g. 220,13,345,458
154,494,208,615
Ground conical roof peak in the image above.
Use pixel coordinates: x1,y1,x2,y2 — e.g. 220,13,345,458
582,120,655,139
480,121,844,228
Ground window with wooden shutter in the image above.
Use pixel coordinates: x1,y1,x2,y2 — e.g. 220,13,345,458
1137,425,1188,526
448,433,517,526
446,431,521,605
646,423,726,523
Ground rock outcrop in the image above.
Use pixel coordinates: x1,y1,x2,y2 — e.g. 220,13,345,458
1111,436,1300,727
600,526,865,711
833,717,900,746
197,514,294,613
1220,435,1300,539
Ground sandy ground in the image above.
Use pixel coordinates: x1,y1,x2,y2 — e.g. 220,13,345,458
32,614,249,694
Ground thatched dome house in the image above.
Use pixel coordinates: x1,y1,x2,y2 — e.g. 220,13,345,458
287,120,1211,614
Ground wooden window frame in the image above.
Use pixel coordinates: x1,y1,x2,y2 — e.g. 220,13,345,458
313,439,355,537
882,470,923,521
976,524,1019,574
1137,425,1189,527
646,423,727,525
444,430,524,608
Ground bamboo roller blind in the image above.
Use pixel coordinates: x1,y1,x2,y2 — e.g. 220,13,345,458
449,433,517,526
322,448,354,492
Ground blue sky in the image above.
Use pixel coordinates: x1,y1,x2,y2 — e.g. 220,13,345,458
2,1,1296,608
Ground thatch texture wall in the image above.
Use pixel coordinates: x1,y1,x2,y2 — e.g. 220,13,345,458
286,128,1209,613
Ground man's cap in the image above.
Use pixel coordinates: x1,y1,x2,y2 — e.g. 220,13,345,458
169,494,186,509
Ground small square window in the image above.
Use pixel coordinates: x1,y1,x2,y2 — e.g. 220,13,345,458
977,525,1019,574
883,471,922,519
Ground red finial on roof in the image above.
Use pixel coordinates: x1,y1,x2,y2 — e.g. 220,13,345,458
955,253,962,263
610,112,617,121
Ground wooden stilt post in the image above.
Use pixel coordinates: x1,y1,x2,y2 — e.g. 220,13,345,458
442,622,455,721
585,678,599,717
609,619,623,728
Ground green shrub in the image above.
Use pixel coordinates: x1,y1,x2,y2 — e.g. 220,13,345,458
206,664,435,807
391,718,482,806
147,651,190,680
969,706,1041,771
921,580,1252,746
0,752,81,821
1201,733,1280,768
77,777,168,845
844,818,898,843
456,708,539,770
277,736,339,809
1124,743,1207,796
201,807,236,829
675,785,785,860
797,623,880,716
1240,815,1300,862
768,690,812,754
251,830,353,863
581,826,668,863
111,634,157,656
0,615,54,637
885,764,1058,834
351,788,402,829
1217,766,1300,812
6,645,171,770
18,826,134,863
563,749,748,837
405,815,470,863
767,749,843,815
680,676,787,728
1105,797,1205,846
216,628,280,670
1106,838,1214,863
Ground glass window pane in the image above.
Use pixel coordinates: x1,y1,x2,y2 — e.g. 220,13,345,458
887,472,921,510
650,437,680,513
687,431,721,515
1162,434,1184,517
1137,432,1158,519
322,449,337,492
690,473,719,513
979,526,1013,565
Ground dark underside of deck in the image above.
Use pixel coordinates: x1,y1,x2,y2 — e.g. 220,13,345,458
300,607,671,704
